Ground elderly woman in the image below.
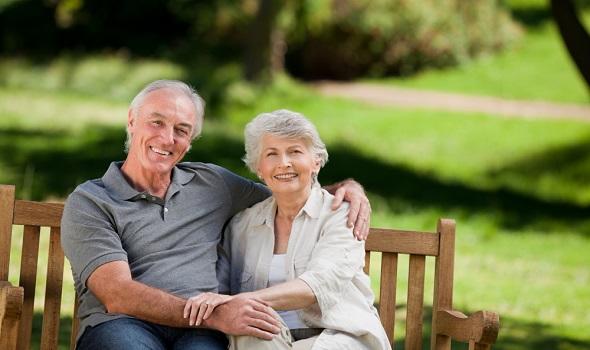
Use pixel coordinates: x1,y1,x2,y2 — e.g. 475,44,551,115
185,110,391,349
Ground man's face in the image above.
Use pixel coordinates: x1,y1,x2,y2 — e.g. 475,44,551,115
127,88,197,176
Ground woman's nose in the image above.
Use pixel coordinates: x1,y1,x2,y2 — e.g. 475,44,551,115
279,154,292,167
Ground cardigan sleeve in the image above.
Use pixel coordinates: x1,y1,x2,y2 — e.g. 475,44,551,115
297,204,365,314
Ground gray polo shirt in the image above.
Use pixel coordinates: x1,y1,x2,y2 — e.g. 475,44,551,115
61,161,270,341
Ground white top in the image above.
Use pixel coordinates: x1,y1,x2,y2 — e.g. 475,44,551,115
218,187,392,350
269,254,308,329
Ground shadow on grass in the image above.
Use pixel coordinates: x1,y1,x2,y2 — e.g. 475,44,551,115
487,135,590,197
1,124,589,234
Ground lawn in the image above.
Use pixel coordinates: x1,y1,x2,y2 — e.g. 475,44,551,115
3,80,590,349
374,3,590,104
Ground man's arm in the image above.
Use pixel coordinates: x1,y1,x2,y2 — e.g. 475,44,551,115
87,261,281,338
213,164,370,239
87,261,187,326
323,179,371,240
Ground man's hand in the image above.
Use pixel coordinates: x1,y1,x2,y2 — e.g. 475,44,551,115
202,293,281,340
327,179,371,240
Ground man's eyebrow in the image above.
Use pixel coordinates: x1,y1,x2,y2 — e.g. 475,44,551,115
149,112,166,118
148,113,193,130
177,122,193,130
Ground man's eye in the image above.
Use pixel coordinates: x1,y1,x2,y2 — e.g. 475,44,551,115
152,120,162,126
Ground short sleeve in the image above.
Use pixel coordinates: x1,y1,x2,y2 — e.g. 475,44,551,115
61,189,128,291
207,163,271,215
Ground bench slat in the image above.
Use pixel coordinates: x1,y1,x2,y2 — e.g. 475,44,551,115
366,228,439,256
406,254,426,350
364,251,371,275
0,185,16,280
40,227,64,350
379,252,398,342
14,201,64,228
17,225,41,350
431,219,456,350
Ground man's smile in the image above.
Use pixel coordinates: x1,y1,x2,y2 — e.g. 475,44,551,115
150,146,172,156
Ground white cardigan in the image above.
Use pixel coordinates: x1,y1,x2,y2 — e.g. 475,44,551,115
218,187,391,350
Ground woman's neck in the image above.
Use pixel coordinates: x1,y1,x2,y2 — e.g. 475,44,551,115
273,188,311,221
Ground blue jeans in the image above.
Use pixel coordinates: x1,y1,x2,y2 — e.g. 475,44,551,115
77,317,228,350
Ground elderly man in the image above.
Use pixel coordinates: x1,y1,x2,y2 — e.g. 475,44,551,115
61,80,371,350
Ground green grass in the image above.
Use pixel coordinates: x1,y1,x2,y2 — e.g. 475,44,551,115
3,79,590,349
373,8,590,104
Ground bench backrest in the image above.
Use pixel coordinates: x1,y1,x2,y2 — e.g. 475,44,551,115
1,184,457,350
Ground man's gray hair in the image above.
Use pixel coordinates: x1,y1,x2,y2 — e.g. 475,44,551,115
243,109,328,174
125,80,205,153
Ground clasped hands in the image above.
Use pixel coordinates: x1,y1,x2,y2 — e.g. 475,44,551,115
184,292,281,339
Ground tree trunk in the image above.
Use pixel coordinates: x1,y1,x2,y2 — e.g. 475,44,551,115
243,0,283,83
550,0,590,89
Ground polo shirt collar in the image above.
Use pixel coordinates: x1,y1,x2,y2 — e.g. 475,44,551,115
102,161,196,201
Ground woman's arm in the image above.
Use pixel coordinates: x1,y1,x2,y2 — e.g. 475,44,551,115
246,278,316,311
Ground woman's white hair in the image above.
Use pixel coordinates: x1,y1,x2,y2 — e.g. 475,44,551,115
124,80,205,153
243,109,329,175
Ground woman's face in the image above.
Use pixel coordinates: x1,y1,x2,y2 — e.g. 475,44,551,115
257,133,320,197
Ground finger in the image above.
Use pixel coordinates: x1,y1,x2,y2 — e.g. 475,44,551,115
244,326,276,340
247,315,281,334
331,187,345,210
189,302,200,326
353,201,370,239
183,301,191,319
347,197,361,229
203,304,216,320
196,304,208,326
358,215,370,240
252,304,280,323
363,207,372,239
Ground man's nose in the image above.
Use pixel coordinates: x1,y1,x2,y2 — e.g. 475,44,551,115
161,126,174,145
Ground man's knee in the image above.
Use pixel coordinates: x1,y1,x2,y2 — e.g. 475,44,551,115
77,318,165,350
230,326,292,350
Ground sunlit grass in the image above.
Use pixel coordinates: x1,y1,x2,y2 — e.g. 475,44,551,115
373,16,590,103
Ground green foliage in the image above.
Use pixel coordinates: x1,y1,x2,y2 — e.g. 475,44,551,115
0,55,184,101
282,0,521,79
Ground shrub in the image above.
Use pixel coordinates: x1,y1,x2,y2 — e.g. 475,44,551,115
282,0,522,79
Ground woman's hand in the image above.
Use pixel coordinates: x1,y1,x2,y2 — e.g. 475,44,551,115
184,292,234,326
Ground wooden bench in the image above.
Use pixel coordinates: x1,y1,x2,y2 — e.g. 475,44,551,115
0,184,500,349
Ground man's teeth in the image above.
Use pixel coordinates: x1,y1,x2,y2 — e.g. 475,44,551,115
151,147,171,155
274,173,297,179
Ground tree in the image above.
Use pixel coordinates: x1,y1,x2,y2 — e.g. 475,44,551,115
550,0,590,89
243,0,284,83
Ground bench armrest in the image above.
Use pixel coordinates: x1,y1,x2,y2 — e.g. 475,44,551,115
0,281,24,350
435,309,500,348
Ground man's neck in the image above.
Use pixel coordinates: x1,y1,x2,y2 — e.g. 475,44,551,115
121,159,172,199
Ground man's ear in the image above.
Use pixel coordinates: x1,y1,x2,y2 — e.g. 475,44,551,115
127,109,135,129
